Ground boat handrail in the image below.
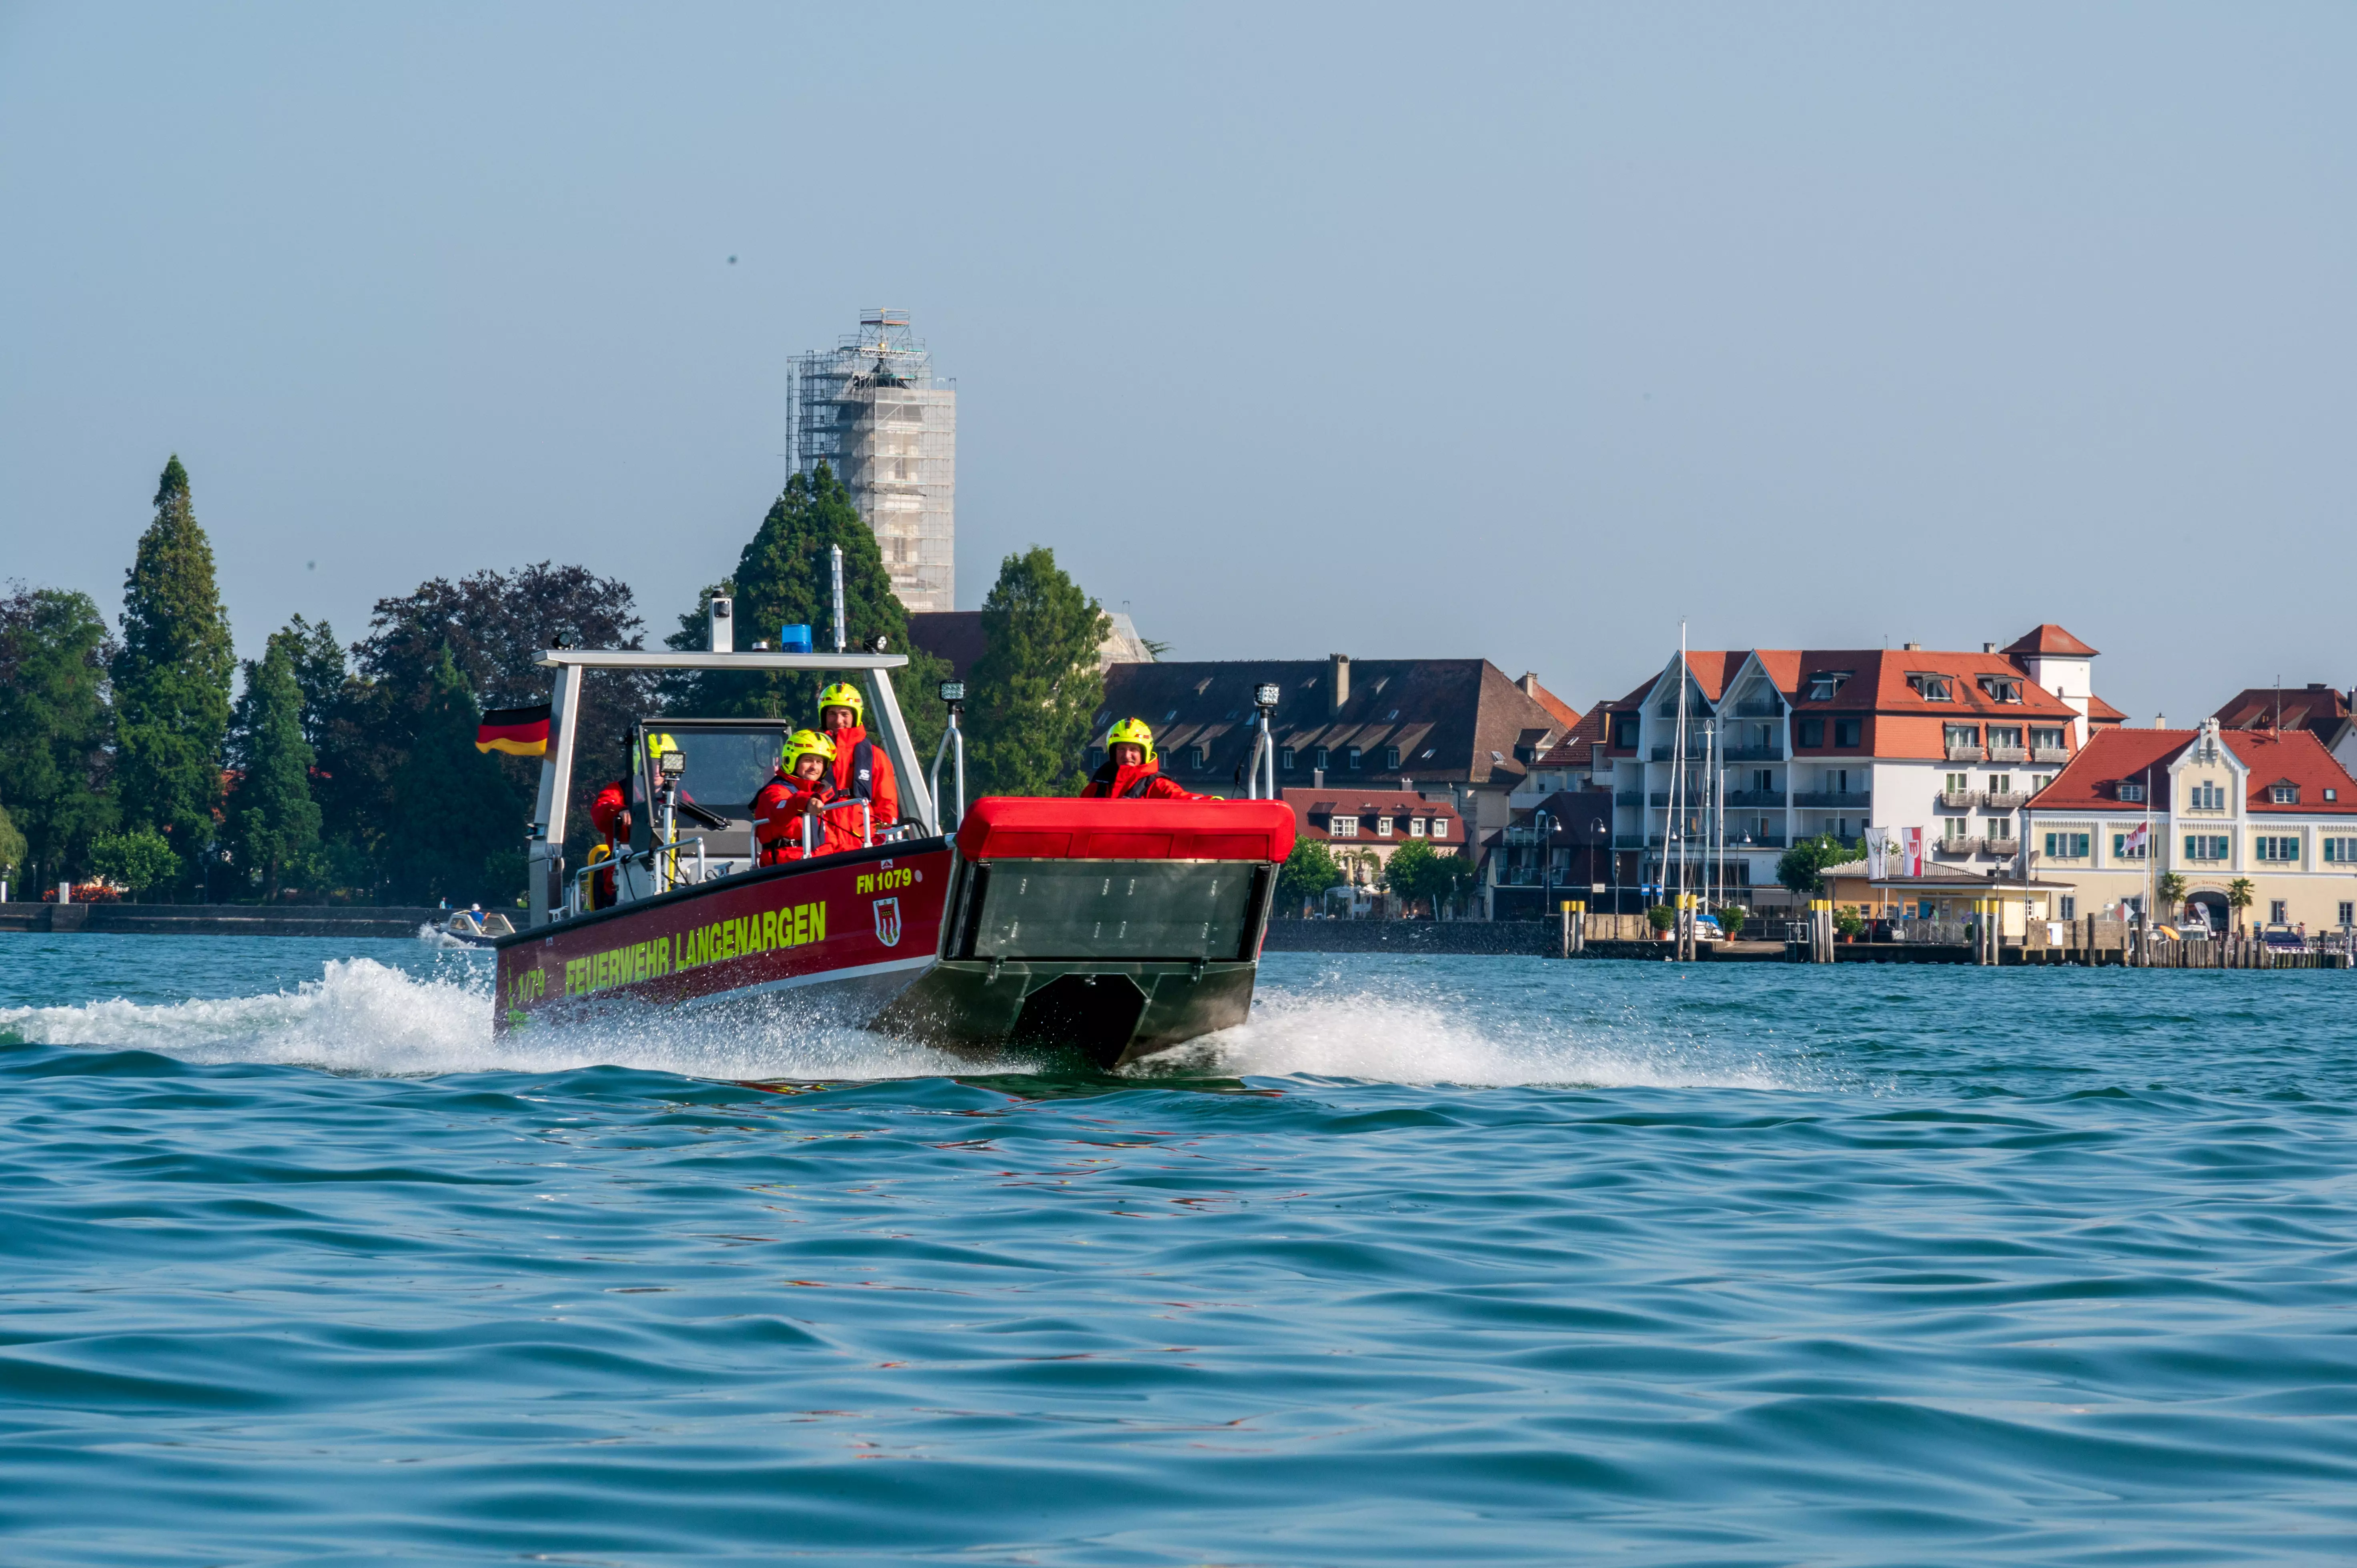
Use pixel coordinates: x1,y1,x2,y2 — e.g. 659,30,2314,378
566,835,713,917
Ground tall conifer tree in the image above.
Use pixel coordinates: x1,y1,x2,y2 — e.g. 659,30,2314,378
112,457,234,890
967,547,1108,798
667,464,948,758
227,633,323,899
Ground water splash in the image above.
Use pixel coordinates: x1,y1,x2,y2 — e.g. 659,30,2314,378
0,957,997,1081
1163,984,1798,1089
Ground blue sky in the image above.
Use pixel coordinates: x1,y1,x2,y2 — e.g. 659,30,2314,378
3,3,2352,720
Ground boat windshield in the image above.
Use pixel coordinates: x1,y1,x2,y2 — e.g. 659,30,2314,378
640,725,789,811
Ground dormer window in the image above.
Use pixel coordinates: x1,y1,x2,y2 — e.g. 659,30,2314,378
2272,782,2299,804
1611,716,1639,749
2117,783,2145,803
1977,677,2022,703
1807,672,1851,701
1906,673,1953,701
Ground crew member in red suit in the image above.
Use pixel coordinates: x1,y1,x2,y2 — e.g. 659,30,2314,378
1080,719,1215,800
587,765,635,908
752,730,865,864
813,681,897,837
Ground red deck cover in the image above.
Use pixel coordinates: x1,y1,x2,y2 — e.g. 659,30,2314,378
955,796,1297,863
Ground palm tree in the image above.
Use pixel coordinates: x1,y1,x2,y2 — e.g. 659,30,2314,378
2157,871,2187,921
2227,877,2255,934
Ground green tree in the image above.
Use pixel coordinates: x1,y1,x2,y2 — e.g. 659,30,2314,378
1276,838,1341,915
2156,871,2187,918
0,584,119,888
1776,832,1857,897
226,636,322,900
666,465,949,761
112,457,234,892
2227,877,2255,932
970,547,1108,798
384,648,526,905
90,828,179,898
0,802,26,889
1384,838,1477,917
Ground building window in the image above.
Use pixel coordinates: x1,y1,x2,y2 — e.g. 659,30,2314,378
1945,817,1970,841
1314,747,1330,770
2325,837,2357,863
2112,833,2148,861
2341,902,2353,927
1409,817,1426,837
1612,716,1639,748
1279,747,1295,770
1807,672,1850,700
1189,745,1207,770
2032,727,2066,751
1906,673,1953,701
1945,772,1968,793
2117,783,2144,803
2044,832,2091,859
2184,835,2229,861
1431,818,1448,839
1834,719,1861,748
1988,774,2012,796
1329,815,1358,838
2187,782,2225,810
1347,746,1362,770
2271,783,2298,804
1978,677,2022,703
1384,746,1401,769
1753,768,1775,793
2256,835,2301,862
2329,789,2339,801
1376,816,1393,837
2061,896,2078,920
2271,900,2289,923
1988,727,2024,750
1797,718,1825,747
1944,724,1980,752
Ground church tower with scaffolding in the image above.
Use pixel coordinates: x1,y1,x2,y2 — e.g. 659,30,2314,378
790,310,956,613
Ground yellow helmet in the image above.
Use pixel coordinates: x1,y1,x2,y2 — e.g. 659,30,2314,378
644,731,681,762
781,728,837,773
1105,717,1156,763
815,682,864,725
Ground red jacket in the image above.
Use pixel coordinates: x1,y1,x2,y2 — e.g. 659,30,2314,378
752,773,866,863
823,724,899,827
1079,760,1213,801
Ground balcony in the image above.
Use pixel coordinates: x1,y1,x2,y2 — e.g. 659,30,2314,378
2033,746,2070,764
1613,835,1647,849
1984,835,2022,856
1946,743,1986,763
1938,789,1980,809
1986,745,2028,763
1614,791,1643,806
1722,789,1787,808
1934,835,1983,855
1792,791,1870,809
1730,831,1788,849
1733,702,1784,718
1984,790,2030,809
1722,743,1784,762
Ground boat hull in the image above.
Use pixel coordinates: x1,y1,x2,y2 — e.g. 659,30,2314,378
492,799,1296,1070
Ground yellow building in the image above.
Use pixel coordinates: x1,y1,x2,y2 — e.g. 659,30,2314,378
2024,717,2357,933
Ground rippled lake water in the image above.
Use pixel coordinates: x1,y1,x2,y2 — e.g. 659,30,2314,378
4,935,2356,1565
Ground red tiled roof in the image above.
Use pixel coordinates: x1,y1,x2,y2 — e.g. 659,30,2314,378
1279,787,1466,845
2211,685,2353,739
1514,674,1582,732
1785,651,2078,719
1536,705,1608,767
2086,693,2126,723
2002,624,2099,657
2034,726,2357,815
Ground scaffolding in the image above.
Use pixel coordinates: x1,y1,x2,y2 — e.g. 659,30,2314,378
791,310,956,613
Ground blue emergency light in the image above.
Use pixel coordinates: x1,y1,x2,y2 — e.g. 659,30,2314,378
778,624,814,654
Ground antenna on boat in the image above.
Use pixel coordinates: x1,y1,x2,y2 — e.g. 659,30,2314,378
831,545,847,655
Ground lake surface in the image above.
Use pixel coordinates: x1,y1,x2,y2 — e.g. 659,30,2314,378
4,935,2355,1565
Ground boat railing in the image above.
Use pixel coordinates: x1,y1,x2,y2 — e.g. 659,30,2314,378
566,835,713,917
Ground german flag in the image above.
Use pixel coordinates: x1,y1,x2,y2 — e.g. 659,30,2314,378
475,703,552,757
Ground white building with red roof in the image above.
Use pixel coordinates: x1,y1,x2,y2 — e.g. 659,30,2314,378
2025,718,2357,932
1558,625,2129,905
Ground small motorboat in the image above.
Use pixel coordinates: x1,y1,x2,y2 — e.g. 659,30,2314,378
424,908,517,947
489,627,1293,1069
